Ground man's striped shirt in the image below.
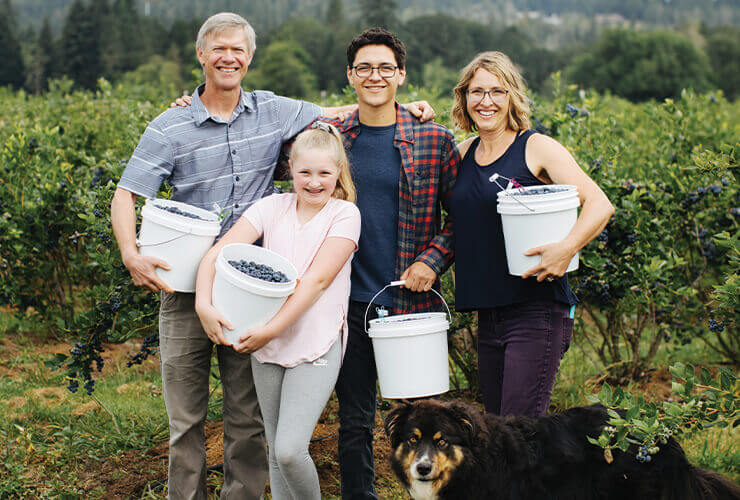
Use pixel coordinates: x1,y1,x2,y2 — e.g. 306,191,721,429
118,85,321,237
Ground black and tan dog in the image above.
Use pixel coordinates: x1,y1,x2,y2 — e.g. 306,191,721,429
385,399,740,500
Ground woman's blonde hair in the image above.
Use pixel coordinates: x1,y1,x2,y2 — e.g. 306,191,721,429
452,51,531,133
289,123,356,203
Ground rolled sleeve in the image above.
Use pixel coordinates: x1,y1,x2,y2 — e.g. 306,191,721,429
275,96,322,141
414,133,461,275
118,121,175,198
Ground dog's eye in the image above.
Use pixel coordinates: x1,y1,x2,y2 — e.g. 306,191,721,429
436,439,448,449
407,435,418,445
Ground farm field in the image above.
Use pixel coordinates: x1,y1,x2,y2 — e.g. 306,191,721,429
0,78,738,497
0,322,737,498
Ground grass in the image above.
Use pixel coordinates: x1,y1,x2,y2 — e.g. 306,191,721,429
0,310,737,498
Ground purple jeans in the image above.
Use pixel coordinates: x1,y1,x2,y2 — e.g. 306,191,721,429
477,301,574,416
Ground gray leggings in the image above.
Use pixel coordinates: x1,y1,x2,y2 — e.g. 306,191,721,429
251,339,341,500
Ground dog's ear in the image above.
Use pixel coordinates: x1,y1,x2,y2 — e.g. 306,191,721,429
445,400,482,446
384,401,413,444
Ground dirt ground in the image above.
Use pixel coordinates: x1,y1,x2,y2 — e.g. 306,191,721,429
1,333,692,499
74,396,399,499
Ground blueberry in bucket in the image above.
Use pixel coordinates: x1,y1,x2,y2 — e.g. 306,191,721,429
228,259,290,283
155,204,206,220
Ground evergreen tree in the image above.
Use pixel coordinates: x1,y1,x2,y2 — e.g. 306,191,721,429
360,0,398,29
704,26,740,100
60,0,104,89
104,0,146,78
0,0,26,89
326,0,344,27
27,17,56,93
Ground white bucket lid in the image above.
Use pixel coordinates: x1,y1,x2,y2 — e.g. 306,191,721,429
497,185,580,215
142,198,221,236
216,243,297,298
368,312,449,339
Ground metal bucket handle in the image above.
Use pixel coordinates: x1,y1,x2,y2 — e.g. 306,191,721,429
364,280,452,334
136,229,192,248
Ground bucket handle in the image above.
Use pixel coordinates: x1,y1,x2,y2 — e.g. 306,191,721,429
364,280,452,334
136,230,191,248
489,173,535,213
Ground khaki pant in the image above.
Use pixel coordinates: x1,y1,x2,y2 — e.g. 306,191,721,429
159,292,268,500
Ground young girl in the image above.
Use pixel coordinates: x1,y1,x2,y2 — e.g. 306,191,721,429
194,122,360,500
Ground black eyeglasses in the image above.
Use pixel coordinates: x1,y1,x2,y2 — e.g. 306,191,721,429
467,88,509,104
351,64,399,78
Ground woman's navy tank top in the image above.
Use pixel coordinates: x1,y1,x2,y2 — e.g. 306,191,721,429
449,130,578,311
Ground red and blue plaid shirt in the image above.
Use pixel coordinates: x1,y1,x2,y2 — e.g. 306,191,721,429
316,104,460,314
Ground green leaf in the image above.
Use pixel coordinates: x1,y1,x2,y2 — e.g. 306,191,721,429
599,384,613,406
700,367,712,386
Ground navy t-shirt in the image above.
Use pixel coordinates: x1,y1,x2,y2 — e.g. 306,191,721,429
449,131,578,311
349,124,401,306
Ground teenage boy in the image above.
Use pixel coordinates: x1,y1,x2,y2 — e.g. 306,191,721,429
315,28,460,499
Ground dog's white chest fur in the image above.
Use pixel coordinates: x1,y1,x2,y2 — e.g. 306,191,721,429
407,480,438,500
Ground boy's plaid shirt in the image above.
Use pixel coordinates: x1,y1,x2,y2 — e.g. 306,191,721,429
316,104,460,314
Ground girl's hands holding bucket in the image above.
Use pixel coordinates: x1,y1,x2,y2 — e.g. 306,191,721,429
195,303,232,345
522,240,576,282
234,325,275,354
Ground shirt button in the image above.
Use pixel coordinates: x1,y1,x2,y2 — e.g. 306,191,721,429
232,149,237,155
235,203,240,209
235,176,240,182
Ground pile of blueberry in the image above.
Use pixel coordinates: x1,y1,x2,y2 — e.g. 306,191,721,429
155,204,206,220
229,260,290,283
511,186,570,196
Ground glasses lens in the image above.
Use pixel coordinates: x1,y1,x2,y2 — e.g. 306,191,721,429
378,65,396,77
354,65,371,78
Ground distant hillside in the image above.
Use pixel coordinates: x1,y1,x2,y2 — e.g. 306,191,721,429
11,0,740,32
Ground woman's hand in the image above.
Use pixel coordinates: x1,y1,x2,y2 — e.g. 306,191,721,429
521,240,577,282
234,325,276,354
195,303,232,345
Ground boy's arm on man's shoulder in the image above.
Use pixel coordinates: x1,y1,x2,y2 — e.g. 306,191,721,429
413,131,461,275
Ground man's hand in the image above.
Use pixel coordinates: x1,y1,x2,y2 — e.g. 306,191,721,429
170,94,192,108
400,261,437,292
234,324,276,354
195,303,232,345
403,101,436,122
522,240,576,282
123,252,174,293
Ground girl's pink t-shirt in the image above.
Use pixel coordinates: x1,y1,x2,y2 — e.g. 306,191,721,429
242,193,361,367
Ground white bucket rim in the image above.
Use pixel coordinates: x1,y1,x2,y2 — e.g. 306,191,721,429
496,184,578,201
498,196,580,215
143,198,221,236
369,312,449,338
216,244,297,298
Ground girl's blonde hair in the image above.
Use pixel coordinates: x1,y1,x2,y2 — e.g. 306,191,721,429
289,123,356,203
452,51,531,133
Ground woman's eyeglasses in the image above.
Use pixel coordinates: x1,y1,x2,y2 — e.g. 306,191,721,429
467,88,509,104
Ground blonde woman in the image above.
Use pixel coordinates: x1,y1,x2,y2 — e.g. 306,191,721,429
448,52,614,416
195,123,360,499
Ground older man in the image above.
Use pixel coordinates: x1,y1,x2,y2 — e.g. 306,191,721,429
110,12,365,500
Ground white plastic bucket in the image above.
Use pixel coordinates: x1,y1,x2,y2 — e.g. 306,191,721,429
212,243,297,345
496,185,580,276
138,199,221,292
367,281,450,399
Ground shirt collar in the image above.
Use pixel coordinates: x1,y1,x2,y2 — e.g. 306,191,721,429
338,102,414,143
190,84,252,126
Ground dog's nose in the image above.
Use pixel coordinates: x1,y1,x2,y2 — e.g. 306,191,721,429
416,462,432,477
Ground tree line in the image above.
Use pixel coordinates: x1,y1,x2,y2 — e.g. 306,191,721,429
1,0,738,101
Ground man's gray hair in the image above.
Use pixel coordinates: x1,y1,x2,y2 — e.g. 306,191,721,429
196,12,256,55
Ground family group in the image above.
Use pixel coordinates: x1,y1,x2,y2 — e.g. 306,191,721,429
110,11,614,500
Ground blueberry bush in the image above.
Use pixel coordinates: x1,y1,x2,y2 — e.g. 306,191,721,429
0,76,737,396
